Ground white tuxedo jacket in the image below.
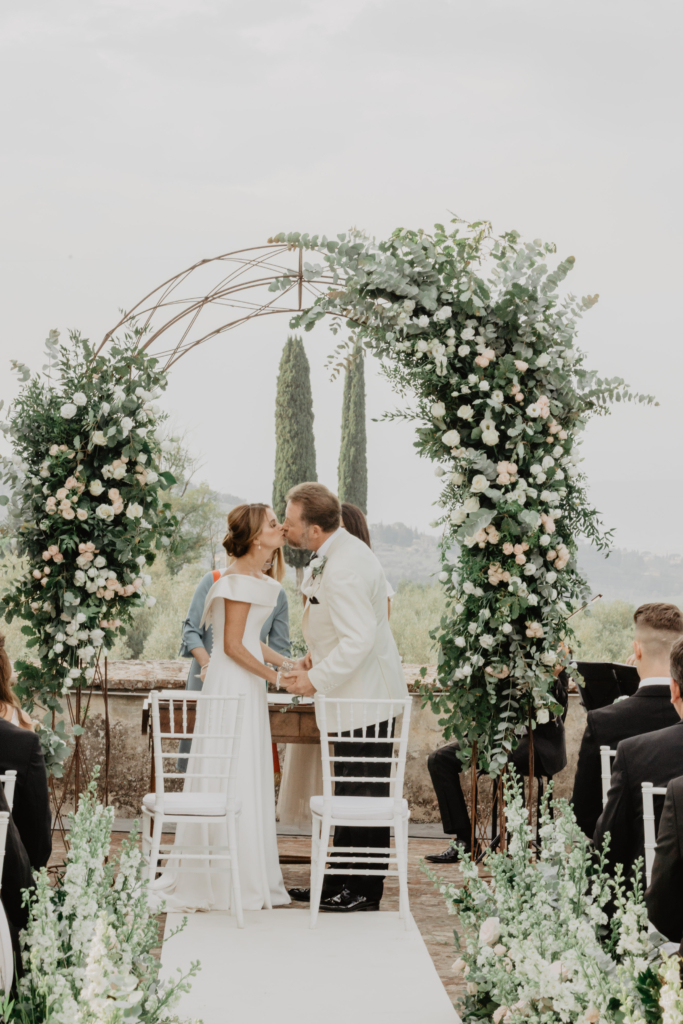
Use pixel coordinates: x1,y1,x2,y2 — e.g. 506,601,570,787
302,529,408,731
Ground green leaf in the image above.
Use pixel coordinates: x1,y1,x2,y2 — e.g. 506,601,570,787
0,495,8,506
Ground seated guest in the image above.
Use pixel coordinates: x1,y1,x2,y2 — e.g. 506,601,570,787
0,634,51,870
177,558,291,769
594,634,683,885
572,603,683,840
645,773,683,948
426,669,569,863
0,783,34,982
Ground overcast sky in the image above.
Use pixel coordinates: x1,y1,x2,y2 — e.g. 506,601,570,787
1,0,681,553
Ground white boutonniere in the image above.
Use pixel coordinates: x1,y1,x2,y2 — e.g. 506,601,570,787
310,555,327,580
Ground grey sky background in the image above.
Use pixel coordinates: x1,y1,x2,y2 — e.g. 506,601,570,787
1,0,681,552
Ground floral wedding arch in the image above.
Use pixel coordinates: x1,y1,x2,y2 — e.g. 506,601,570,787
0,220,653,801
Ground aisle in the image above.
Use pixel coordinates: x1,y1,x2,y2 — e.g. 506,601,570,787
161,909,461,1024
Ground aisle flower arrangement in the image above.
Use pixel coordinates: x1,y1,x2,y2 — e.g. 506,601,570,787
0,329,177,771
271,220,655,770
0,779,199,1023
431,777,665,1024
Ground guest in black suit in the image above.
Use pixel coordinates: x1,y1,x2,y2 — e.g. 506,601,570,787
425,671,569,863
645,774,683,946
0,783,34,981
572,603,683,840
0,635,51,869
594,634,683,885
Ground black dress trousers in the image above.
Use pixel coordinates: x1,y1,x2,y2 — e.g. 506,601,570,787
322,718,395,902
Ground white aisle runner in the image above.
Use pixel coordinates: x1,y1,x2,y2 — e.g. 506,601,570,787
161,910,461,1024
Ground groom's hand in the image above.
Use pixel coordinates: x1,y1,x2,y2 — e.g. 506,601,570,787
282,670,316,697
295,651,312,671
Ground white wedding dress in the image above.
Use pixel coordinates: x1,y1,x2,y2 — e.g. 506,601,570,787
154,572,290,912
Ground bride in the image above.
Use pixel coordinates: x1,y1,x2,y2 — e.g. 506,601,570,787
155,503,295,912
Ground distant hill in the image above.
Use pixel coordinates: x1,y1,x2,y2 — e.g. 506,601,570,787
370,523,441,587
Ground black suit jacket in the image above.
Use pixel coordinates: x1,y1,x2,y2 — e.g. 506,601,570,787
645,774,683,943
511,671,570,778
0,718,51,869
572,685,678,839
594,718,683,883
0,782,34,983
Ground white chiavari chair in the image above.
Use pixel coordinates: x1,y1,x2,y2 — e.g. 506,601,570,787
0,811,12,993
642,781,668,887
0,772,16,813
310,695,413,929
599,746,617,808
141,690,246,927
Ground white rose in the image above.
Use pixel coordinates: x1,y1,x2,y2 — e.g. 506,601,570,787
126,502,144,519
540,534,551,546
536,708,550,724
434,466,446,477
526,403,541,418
442,429,461,447
60,403,77,419
72,392,87,406
95,503,115,521
92,431,107,446
471,475,489,493
450,509,467,525
94,555,106,568
137,452,148,464
535,472,547,483
523,564,536,575
451,958,467,975
431,402,446,418
458,345,470,356
554,468,565,480
546,571,558,583
146,596,157,607
416,315,429,328
434,306,452,320
100,402,110,416
447,472,464,485
136,427,148,437
66,636,78,646
438,571,449,582
491,390,504,404
482,429,499,446
89,480,104,496
457,405,474,420
416,339,429,353
541,455,554,469
461,327,475,341
463,497,480,513
112,465,127,480
552,445,564,458
142,574,152,586
80,645,95,661
536,353,550,367
53,642,64,653
479,380,490,391
74,570,86,585
455,637,466,648
479,917,501,946
501,623,512,634
120,416,134,435
90,629,105,645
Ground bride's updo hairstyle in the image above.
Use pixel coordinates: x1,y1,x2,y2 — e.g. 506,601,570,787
222,503,285,581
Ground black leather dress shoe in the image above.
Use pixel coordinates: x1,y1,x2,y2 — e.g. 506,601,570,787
288,887,311,902
319,888,380,913
424,844,470,864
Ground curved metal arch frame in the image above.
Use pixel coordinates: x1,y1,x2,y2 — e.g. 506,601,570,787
97,244,340,369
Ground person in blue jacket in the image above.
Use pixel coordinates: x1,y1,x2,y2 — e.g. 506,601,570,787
177,567,291,769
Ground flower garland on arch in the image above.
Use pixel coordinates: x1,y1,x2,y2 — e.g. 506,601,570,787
0,330,178,772
272,218,656,772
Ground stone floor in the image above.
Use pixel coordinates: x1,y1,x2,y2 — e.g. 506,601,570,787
49,829,471,1010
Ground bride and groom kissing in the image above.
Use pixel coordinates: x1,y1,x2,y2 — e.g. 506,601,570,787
156,482,408,915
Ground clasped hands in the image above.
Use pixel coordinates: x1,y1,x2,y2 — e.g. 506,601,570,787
279,651,316,697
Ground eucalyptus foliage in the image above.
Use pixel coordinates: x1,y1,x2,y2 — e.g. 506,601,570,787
0,331,177,772
271,218,655,771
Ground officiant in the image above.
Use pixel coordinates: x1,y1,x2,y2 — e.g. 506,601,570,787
178,566,291,769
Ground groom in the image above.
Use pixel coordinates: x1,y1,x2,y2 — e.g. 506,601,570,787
282,482,408,913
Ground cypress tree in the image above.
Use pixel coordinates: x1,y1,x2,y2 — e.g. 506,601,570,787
272,335,317,584
338,346,368,514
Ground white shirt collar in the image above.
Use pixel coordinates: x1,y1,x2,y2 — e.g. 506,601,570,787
315,527,342,560
638,676,672,688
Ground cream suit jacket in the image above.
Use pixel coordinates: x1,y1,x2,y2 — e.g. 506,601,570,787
303,529,408,732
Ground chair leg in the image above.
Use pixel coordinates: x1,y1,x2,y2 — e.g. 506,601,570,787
227,813,244,929
309,816,329,929
148,814,164,887
394,817,410,929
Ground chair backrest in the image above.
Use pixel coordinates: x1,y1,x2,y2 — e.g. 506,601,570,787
642,781,669,886
0,812,8,895
599,746,617,808
150,690,246,811
315,696,413,811
0,771,17,812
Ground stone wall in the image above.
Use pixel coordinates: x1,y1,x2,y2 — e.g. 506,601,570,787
43,660,586,821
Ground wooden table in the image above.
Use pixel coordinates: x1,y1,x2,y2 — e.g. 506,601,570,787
268,700,320,745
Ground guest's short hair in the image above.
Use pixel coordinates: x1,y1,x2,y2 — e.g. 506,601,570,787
341,503,371,548
671,636,683,687
285,482,341,533
634,603,683,658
